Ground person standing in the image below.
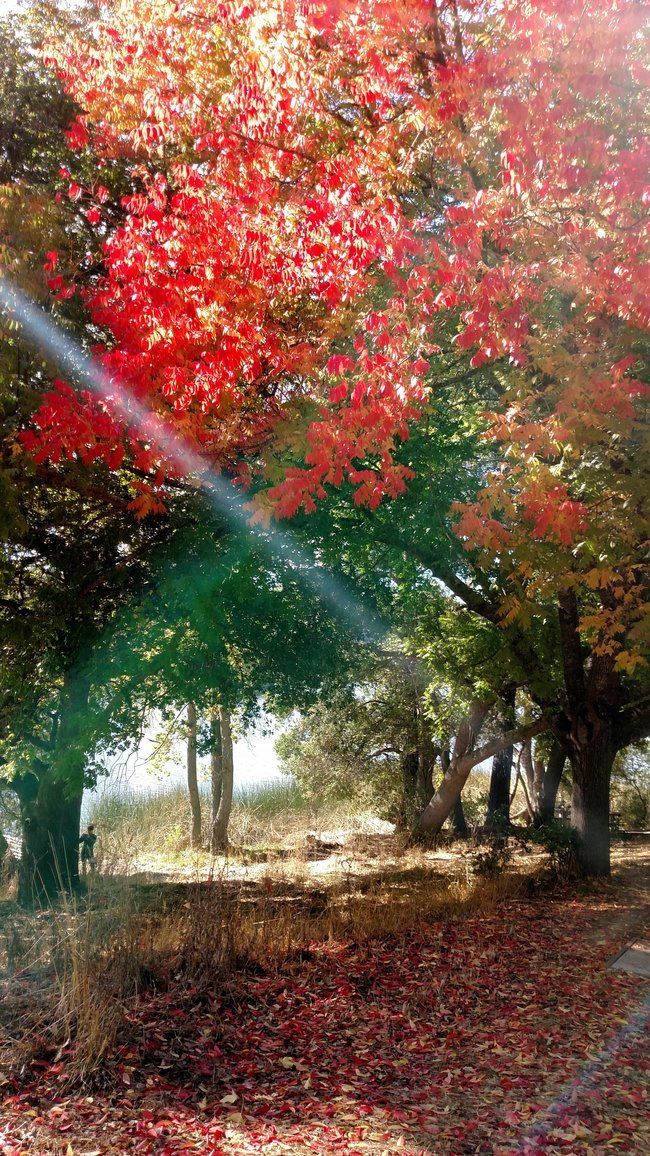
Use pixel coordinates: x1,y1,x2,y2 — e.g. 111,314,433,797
79,824,97,877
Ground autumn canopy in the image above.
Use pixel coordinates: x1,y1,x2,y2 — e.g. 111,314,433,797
10,0,649,877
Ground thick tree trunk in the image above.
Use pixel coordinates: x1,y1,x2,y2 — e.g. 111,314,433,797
486,748,513,830
17,771,82,906
556,588,618,876
16,673,88,906
537,740,566,824
398,695,434,829
211,707,233,853
186,703,202,849
441,748,468,838
398,748,420,830
417,727,436,808
570,733,616,877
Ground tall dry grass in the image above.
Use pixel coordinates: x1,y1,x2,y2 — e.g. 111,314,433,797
86,777,340,864
7,860,525,1080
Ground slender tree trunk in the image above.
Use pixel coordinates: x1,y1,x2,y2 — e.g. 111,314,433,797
537,741,566,824
186,703,202,849
486,686,516,830
520,739,537,821
569,731,616,877
210,709,223,847
211,707,233,853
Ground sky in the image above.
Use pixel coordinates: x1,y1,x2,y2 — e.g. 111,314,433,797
85,711,286,806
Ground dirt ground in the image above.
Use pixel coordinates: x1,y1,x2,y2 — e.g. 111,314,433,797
0,840,648,1155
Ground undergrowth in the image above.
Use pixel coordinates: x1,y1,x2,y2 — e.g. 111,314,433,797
2,862,526,1081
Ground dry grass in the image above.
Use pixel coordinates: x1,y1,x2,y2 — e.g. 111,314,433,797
5,835,646,1083
0,852,527,1081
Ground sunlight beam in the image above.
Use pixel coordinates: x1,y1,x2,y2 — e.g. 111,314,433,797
0,275,387,643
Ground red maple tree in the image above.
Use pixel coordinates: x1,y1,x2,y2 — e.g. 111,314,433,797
23,0,649,872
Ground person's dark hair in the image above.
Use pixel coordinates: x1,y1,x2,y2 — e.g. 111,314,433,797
87,824,95,832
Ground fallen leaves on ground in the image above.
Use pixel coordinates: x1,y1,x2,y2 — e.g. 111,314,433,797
1,890,648,1155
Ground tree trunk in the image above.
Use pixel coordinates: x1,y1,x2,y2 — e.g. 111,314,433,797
398,748,420,829
450,794,468,837
211,707,233,853
417,706,546,836
486,686,515,831
17,771,82,906
570,732,616,877
520,739,537,821
210,709,223,843
556,588,617,876
417,723,436,809
486,747,513,831
186,703,202,849
537,740,566,824
16,673,88,906
440,749,468,837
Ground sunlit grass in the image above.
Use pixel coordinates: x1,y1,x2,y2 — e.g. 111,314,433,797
87,777,355,865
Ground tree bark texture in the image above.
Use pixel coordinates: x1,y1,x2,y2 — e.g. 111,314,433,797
186,703,202,849
569,722,616,877
486,685,516,830
210,709,223,839
557,587,621,875
537,740,566,824
211,707,233,853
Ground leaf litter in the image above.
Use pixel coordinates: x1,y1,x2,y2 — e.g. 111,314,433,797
1,886,648,1155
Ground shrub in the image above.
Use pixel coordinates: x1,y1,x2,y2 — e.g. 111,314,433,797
522,820,580,874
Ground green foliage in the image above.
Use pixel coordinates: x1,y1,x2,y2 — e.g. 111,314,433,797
524,821,581,875
276,691,403,820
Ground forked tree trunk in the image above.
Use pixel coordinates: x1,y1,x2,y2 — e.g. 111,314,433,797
186,703,202,849
570,733,616,877
417,704,545,837
211,707,233,853
537,740,566,824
